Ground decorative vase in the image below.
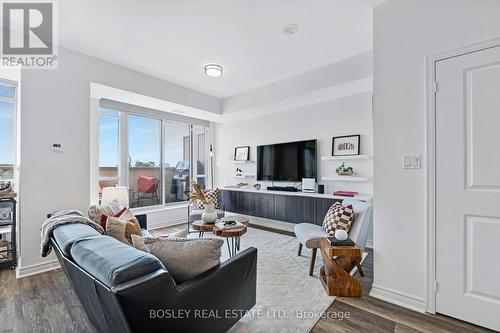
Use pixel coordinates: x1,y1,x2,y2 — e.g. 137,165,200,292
202,203,218,224
334,229,348,241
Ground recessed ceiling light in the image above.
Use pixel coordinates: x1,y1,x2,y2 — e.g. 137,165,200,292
281,23,299,35
204,64,223,77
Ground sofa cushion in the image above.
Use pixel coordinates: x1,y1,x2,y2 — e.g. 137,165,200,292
106,216,141,245
141,228,154,238
53,224,102,257
294,223,329,249
131,235,223,284
70,236,163,287
99,207,126,229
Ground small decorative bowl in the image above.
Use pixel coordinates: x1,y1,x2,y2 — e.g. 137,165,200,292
337,172,354,176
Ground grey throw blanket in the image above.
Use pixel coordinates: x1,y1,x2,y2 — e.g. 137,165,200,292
41,210,105,257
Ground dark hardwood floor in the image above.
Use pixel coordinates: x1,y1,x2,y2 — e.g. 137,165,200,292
0,227,493,333
310,248,493,333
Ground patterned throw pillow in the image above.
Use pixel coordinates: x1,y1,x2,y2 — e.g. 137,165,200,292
88,200,124,224
322,203,354,236
196,189,220,210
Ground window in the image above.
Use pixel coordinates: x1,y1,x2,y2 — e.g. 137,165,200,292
0,82,16,181
98,107,209,209
128,115,161,208
164,121,190,203
98,109,120,191
193,126,208,188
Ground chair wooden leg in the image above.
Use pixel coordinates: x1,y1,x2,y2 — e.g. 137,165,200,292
298,243,303,256
309,248,317,276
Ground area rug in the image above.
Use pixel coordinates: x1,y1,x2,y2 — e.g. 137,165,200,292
183,227,367,333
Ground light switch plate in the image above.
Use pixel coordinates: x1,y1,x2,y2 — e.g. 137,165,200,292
52,143,63,152
403,155,422,169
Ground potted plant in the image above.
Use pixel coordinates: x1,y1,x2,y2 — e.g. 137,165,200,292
189,181,217,224
336,163,354,176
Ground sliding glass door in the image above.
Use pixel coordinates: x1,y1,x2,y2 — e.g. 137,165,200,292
164,121,191,203
98,108,209,209
193,125,209,189
128,115,162,208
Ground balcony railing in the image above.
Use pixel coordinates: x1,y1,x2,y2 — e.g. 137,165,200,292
99,166,188,208
0,164,13,180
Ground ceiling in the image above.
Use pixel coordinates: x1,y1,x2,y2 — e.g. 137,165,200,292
58,0,382,99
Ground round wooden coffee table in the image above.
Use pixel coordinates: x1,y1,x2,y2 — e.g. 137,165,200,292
191,220,215,237
219,215,250,225
213,224,247,257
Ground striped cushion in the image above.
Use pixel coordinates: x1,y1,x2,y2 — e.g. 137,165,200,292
88,200,124,224
196,189,220,210
322,203,354,236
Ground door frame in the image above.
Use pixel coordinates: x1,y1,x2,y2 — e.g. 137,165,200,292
425,37,500,314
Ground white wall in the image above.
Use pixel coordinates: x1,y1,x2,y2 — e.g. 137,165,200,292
372,0,500,311
18,47,220,277
215,93,373,195
223,51,373,113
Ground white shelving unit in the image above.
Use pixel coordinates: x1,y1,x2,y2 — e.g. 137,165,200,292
322,176,371,182
232,160,255,164
321,155,371,161
232,160,256,178
235,174,255,178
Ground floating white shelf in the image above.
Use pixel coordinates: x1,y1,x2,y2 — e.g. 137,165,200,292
321,155,371,161
235,175,255,178
322,176,371,182
232,160,255,164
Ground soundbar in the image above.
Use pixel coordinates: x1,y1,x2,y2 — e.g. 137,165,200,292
266,186,299,192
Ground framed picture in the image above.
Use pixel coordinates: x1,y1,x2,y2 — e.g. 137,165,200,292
234,146,250,161
332,135,360,156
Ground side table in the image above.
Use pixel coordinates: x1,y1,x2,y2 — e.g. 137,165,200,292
319,238,364,297
191,220,215,237
213,225,247,257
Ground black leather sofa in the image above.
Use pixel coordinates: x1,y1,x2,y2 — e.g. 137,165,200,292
50,214,257,333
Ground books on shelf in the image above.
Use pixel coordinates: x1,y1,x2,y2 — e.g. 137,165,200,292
333,191,359,197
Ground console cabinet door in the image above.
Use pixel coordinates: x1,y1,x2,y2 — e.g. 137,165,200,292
220,190,232,212
250,193,275,220
275,195,316,224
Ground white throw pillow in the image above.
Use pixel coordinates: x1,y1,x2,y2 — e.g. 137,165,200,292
130,234,223,283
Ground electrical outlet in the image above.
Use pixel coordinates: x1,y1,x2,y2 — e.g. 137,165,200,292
403,155,422,169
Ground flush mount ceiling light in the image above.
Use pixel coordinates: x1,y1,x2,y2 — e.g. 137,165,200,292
281,23,299,35
204,64,223,77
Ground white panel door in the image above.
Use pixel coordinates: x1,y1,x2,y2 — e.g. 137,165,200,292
436,45,500,331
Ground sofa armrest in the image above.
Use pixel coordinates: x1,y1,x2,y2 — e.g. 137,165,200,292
109,247,256,333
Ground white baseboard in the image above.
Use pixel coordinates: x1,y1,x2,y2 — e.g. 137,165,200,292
17,259,60,279
369,284,426,313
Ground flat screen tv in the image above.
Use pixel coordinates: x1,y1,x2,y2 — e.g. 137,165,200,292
257,139,317,181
